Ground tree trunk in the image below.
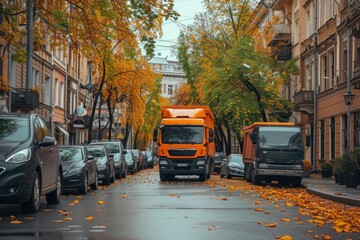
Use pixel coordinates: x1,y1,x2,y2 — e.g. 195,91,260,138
244,80,267,122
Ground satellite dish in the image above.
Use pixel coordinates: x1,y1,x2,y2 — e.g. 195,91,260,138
74,102,87,116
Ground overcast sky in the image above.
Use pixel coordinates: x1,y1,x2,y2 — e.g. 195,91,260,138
153,0,205,61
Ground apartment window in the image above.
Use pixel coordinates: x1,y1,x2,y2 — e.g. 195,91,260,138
320,120,325,160
354,112,360,148
330,51,335,87
306,64,312,90
294,20,299,44
33,69,40,88
342,115,348,151
60,82,64,108
44,77,51,105
331,117,335,159
306,10,311,38
163,84,166,94
168,85,173,95
342,49,347,84
322,55,328,91
322,0,328,25
10,59,16,87
331,0,335,17
55,79,59,106
86,61,92,84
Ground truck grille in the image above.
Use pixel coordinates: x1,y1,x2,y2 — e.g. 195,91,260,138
168,149,196,156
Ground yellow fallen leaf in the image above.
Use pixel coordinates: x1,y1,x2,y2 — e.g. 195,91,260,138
24,217,34,220
10,220,22,224
53,220,64,223
254,201,261,205
169,193,176,197
209,185,215,188
72,200,79,204
279,235,293,240
121,195,128,198
265,223,277,228
221,197,228,201
264,212,271,214
281,218,291,222
64,217,73,221
322,235,331,240
85,216,94,220
227,186,235,191
10,215,16,220
97,200,105,205
285,203,293,207
254,208,263,212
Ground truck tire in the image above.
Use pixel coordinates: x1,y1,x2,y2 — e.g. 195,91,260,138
245,164,251,182
251,167,260,185
292,177,302,187
206,162,211,179
160,173,167,181
199,174,206,181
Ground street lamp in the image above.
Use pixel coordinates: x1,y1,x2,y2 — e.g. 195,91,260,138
343,91,355,106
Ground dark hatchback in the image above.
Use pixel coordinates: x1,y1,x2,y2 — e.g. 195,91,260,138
128,149,145,171
125,150,137,174
86,145,115,185
142,151,154,168
0,113,62,213
60,146,98,194
90,140,127,179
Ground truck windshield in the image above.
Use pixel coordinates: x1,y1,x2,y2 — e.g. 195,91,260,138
161,125,204,144
258,127,302,150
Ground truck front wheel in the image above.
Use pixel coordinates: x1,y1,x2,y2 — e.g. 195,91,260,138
160,173,167,181
251,167,261,185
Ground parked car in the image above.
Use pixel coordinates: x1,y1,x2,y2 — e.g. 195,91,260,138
142,151,154,168
86,145,115,185
214,152,226,173
125,150,138,174
60,146,98,194
220,154,245,179
0,113,62,213
128,149,145,171
89,140,127,179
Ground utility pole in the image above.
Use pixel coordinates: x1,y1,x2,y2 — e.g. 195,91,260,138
312,0,318,170
26,0,34,89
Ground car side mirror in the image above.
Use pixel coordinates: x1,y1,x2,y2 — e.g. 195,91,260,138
209,129,214,143
87,155,95,161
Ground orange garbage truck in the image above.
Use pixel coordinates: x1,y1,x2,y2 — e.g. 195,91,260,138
153,106,215,181
243,122,309,186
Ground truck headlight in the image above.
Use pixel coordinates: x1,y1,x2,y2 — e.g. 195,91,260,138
259,163,269,168
159,160,168,165
197,160,205,165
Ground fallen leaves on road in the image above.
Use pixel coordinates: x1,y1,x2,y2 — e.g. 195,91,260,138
10,220,22,224
206,175,360,235
85,216,94,221
97,200,105,205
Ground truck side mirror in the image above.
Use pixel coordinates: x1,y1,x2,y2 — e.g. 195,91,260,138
249,132,257,144
209,129,214,143
305,134,311,147
153,129,158,142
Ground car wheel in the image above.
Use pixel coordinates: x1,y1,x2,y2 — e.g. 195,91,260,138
226,171,231,179
46,171,61,204
110,166,115,183
122,164,127,178
21,172,40,213
199,174,206,181
159,173,167,181
79,173,88,194
90,172,98,190
103,168,111,185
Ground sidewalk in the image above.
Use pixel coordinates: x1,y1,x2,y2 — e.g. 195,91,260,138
302,175,360,207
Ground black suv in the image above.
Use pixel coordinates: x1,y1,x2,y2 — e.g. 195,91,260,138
0,113,62,212
89,140,127,179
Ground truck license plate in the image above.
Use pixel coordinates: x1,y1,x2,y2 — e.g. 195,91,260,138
177,163,188,167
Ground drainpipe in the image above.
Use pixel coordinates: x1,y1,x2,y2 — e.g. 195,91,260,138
50,53,54,136
26,0,34,89
312,0,318,170
346,25,351,149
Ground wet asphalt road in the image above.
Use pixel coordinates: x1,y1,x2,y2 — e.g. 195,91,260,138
0,167,358,240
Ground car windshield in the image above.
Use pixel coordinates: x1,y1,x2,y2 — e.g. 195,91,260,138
130,150,139,157
60,148,83,162
229,155,243,164
258,127,302,149
161,125,204,144
0,117,30,142
103,143,119,154
87,147,105,158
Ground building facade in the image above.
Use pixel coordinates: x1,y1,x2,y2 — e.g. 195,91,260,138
254,0,360,170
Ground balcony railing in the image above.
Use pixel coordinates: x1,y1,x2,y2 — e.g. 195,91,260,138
11,88,39,110
294,90,314,114
277,45,292,61
269,24,291,46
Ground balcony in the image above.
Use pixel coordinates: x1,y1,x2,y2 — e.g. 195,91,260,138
11,88,39,111
277,45,292,61
268,24,291,47
294,90,314,114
